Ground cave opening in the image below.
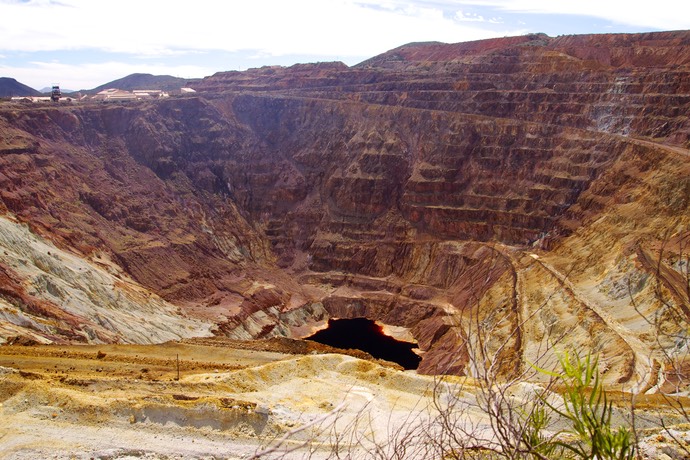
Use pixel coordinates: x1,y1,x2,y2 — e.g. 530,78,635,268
305,318,421,370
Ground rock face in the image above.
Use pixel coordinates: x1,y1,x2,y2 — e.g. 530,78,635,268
0,31,689,389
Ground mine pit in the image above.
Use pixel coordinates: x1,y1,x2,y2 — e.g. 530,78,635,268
305,318,422,370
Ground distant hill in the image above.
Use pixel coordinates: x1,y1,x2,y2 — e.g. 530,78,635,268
39,87,75,94
0,77,41,97
87,73,194,93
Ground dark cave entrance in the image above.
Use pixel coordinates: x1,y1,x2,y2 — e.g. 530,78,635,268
305,318,422,370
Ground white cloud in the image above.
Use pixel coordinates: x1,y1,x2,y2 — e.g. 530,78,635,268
0,0,523,58
455,9,486,22
458,0,690,31
454,8,502,24
2,0,688,61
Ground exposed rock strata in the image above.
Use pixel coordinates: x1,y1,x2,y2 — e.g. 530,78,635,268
0,31,689,390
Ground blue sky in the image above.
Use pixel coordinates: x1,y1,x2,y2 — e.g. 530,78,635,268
1,0,689,91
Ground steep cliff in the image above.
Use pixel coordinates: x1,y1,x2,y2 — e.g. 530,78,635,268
0,31,688,389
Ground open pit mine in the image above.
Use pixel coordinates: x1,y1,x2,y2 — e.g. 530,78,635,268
0,31,689,459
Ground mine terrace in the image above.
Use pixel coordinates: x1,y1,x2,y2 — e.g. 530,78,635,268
0,31,689,459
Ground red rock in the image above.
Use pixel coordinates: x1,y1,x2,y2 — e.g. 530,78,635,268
0,31,689,382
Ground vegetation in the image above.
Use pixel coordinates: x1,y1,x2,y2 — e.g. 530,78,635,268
537,352,636,460
433,350,638,460
262,349,641,459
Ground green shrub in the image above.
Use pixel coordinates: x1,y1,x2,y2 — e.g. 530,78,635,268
545,352,636,460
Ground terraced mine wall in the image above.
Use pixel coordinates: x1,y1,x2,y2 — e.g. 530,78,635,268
0,31,689,388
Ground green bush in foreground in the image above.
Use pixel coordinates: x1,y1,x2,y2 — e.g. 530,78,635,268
540,352,637,460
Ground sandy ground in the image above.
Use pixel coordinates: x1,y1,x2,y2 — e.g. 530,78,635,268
1,339,689,460
0,339,450,459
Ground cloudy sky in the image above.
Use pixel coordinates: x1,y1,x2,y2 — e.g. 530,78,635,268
2,0,689,91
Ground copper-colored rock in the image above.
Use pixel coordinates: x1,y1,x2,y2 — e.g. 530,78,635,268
0,31,689,386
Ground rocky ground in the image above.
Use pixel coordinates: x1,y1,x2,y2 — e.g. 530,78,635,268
0,340,445,459
1,340,690,459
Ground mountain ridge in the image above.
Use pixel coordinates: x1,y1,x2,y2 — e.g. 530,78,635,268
0,77,41,97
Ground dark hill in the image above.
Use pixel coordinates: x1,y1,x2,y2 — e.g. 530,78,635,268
0,77,41,97
87,73,193,93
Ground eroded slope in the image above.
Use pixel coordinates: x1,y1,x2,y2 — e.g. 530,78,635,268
0,31,688,389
